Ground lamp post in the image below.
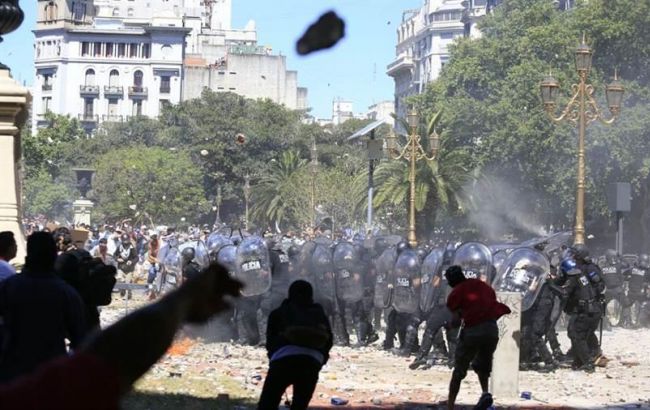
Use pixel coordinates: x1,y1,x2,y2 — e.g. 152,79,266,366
540,35,624,245
386,109,439,247
310,139,318,228
243,174,250,231
214,185,222,227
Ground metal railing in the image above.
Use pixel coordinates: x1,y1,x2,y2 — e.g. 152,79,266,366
104,85,124,96
128,86,148,96
78,113,99,122
79,85,100,95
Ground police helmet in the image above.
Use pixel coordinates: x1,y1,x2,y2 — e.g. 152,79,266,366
396,240,410,255
560,258,577,276
604,249,617,264
571,244,589,261
181,246,196,262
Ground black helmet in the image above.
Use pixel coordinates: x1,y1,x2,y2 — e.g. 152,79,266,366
374,237,387,256
638,254,650,269
396,240,410,255
287,245,300,258
121,234,130,243
416,247,428,262
181,247,195,262
604,249,617,264
571,244,589,261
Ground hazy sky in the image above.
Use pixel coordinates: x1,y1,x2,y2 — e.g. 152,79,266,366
0,0,421,118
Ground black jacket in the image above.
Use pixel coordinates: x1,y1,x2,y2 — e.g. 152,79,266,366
265,299,333,365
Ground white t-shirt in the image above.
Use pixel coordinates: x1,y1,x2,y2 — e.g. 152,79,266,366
0,259,16,281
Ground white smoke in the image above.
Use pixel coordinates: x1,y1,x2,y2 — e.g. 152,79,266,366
462,174,548,241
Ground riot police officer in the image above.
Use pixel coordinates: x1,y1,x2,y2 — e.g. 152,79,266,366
623,254,650,328
180,247,201,282
600,249,627,327
558,257,603,372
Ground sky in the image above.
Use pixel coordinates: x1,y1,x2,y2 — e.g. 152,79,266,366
0,0,421,119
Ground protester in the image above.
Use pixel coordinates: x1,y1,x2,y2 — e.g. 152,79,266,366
0,232,17,281
0,263,241,409
0,232,86,382
258,280,333,410
444,265,511,410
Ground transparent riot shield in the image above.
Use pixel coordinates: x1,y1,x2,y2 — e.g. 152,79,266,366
493,247,550,311
179,239,210,269
452,242,493,283
235,236,272,297
419,248,443,313
310,243,336,303
391,249,421,314
333,242,364,303
374,247,397,309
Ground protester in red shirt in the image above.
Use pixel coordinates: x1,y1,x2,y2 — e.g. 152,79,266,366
0,263,242,410
445,265,511,410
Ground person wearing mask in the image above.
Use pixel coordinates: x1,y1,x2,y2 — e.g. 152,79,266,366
0,232,86,382
92,238,114,266
0,263,241,409
445,265,511,410
258,280,333,410
0,232,17,282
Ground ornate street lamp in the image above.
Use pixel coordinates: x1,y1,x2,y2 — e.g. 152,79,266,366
243,174,250,231
540,35,624,245
386,109,439,247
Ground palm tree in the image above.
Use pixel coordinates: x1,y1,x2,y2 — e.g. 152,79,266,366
355,112,473,238
250,150,310,231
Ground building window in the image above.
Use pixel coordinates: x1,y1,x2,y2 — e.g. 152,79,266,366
108,98,119,117
42,74,53,91
81,42,90,56
84,97,94,117
72,2,86,20
142,44,150,58
85,69,96,86
133,70,143,88
160,75,171,93
129,43,138,58
106,42,114,57
112,8,120,16
45,1,58,22
127,8,134,16
94,42,102,57
109,69,120,87
42,97,52,114
118,43,126,58
133,100,143,116
159,99,170,112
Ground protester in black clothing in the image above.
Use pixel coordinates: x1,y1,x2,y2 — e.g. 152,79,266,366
258,280,333,410
0,232,86,382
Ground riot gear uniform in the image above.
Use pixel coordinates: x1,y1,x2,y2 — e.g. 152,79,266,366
623,254,650,328
600,249,627,327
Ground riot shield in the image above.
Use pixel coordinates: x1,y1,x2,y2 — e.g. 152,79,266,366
216,244,237,275
493,247,550,311
179,240,210,269
390,249,421,314
492,250,509,275
333,242,364,303
374,247,397,309
310,243,336,303
235,236,272,297
206,233,233,262
452,242,493,283
419,248,444,313
161,246,182,292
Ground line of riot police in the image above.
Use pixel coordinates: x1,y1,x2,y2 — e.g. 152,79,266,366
157,228,649,374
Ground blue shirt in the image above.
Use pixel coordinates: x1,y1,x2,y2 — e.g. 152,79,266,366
0,260,15,282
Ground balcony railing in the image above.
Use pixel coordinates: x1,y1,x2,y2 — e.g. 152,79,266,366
159,85,171,94
42,84,53,92
128,86,148,97
104,86,124,97
102,114,124,122
80,85,100,96
386,55,414,76
78,114,99,122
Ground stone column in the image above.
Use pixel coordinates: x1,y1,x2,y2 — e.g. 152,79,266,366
490,291,522,399
0,67,31,265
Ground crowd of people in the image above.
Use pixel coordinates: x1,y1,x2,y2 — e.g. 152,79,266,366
0,221,649,409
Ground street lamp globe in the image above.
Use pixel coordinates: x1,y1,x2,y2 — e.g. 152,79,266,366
540,74,560,110
407,109,419,130
575,37,593,76
605,71,624,115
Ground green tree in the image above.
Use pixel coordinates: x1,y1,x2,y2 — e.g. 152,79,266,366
250,151,310,230
356,113,472,238
93,146,206,224
23,169,75,220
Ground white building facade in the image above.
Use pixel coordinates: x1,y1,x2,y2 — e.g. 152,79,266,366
33,0,187,133
387,0,500,121
32,0,308,133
